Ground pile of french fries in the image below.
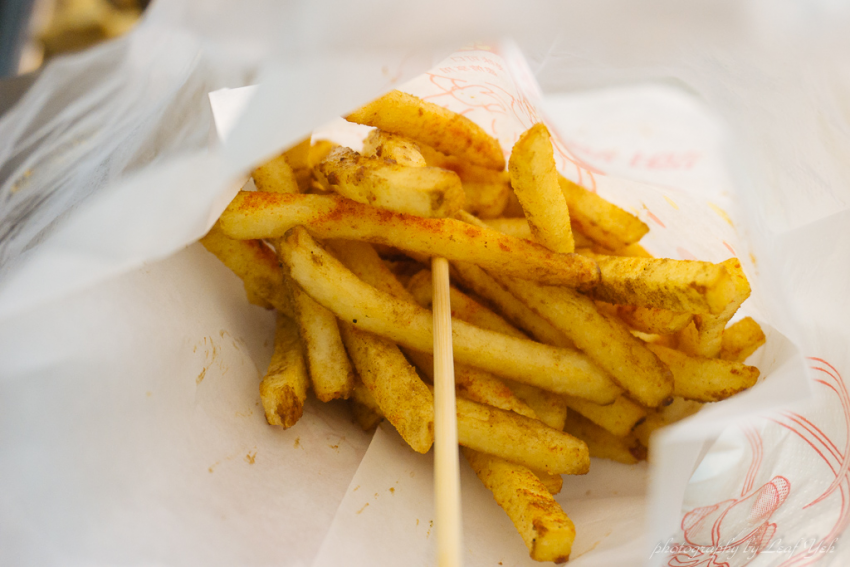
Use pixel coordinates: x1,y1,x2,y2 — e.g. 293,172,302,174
200,89,766,563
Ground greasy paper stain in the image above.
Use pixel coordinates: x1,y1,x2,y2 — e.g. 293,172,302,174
245,451,257,464
356,503,370,514
708,202,734,227
663,195,679,210
294,437,301,449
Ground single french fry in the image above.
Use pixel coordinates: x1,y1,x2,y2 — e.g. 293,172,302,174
720,316,766,362
199,224,294,317
406,348,537,420
362,129,427,167
463,448,576,563
407,269,527,340
509,123,575,254
220,192,600,289
287,278,356,402
646,343,760,402
583,251,737,315
340,323,434,453
259,314,310,428
315,146,464,218
280,228,621,403
455,395,589,475
678,257,752,358
558,174,648,250
252,154,300,194
618,305,694,335
564,413,646,465
564,395,648,437
450,261,575,349
502,379,568,431
491,272,673,407
347,90,506,171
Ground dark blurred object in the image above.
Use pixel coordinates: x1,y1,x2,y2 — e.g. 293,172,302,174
39,0,144,60
0,0,37,77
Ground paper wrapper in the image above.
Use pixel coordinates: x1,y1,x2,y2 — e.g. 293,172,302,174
1,32,846,567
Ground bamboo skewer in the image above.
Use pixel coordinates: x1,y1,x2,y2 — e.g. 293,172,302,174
432,256,462,567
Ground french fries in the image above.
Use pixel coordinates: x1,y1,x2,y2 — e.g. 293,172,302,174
361,129,427,167
219,191,600,289
259,313,310,428
314,146,464,218
646,343,760,402
199,224,293,316
677,257,752,357
200,85,769,564
720,316,766,362
509,123,575,254
456,394,588,475
279,227,622,404
346,89,505,171
564,412,646,465
286,276,355,402
583,251,738,315
558,174,648,250
340,323,435,453
464,448,576,562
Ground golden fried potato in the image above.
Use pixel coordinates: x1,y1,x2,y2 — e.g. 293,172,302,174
449,260,575,348
678,257,752,357
583,252,737,315
455,395,588,475
720,316,766,362
252,153,300,194
509,123,575,254
199,224,293,316
463,448,576,563
559,174,648,250
494,272,673,407
341,323,434,453
419,144,511,218
502,379,568,431
287,277,355,402
617,305,694,335
219,191,600,289
564,413,646,464
564,395,648,437
362,129,427,167
406,269,527,340
259,314,310,428
280,227,621,403
646,343,760,402
405,348,537,420
347,90,505,171
315,146,464,218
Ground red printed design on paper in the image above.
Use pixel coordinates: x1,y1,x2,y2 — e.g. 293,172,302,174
668,477,790,567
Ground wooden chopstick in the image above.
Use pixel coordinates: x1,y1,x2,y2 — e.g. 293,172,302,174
432,256,463,567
